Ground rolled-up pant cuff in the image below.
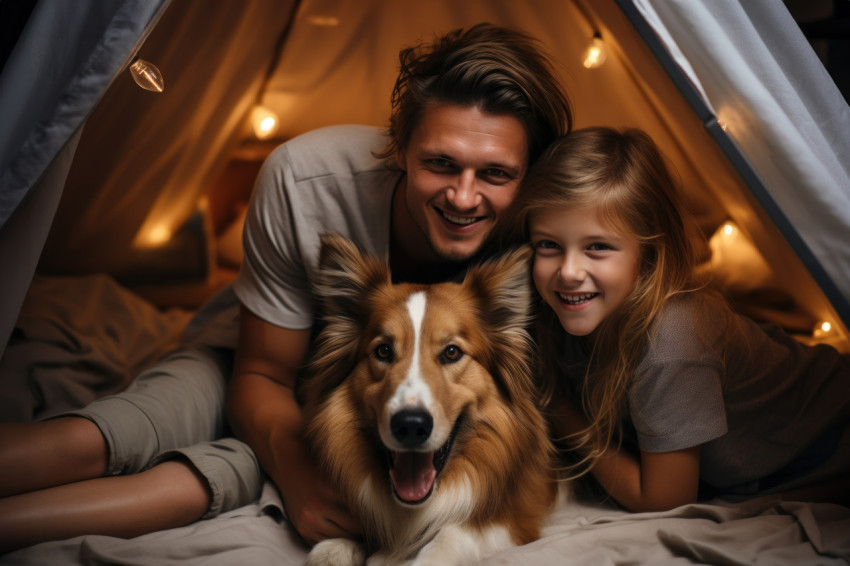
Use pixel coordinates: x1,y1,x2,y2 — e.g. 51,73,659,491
152,438,263,518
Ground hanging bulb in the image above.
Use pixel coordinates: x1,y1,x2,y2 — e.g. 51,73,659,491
251,105,280,140
719,220,736,238
129,58,165,93
813,321,835,339
582,34,607,69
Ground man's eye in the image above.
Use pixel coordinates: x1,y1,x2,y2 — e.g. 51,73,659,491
440,345,463,364
428,158,453,169
374,343,394,362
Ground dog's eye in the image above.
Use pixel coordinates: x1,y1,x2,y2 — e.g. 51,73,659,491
440,345,463,364
374,343,394,362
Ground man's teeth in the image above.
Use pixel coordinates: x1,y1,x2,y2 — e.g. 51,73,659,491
558,292,596,305
442,212,478,225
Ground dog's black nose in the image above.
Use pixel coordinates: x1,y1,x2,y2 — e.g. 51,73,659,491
390,409,433,448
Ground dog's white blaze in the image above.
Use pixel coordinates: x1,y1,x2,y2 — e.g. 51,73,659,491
387,291,434,414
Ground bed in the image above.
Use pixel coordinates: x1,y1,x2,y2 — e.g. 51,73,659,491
1,274,849,565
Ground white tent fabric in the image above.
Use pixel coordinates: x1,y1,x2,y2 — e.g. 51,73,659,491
634,0,850,314
0,0,169,360
0,0,169,228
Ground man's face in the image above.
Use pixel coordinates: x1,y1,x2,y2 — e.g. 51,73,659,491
394,103,529,263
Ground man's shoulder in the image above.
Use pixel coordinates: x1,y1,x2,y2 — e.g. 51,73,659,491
268,125,391,181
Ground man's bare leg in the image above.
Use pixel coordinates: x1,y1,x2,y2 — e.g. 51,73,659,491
0,417,107,497
0,459,211,553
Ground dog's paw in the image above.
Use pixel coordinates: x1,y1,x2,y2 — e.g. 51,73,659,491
307,539,367,566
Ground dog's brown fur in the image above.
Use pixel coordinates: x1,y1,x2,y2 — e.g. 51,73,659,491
300,233,557,565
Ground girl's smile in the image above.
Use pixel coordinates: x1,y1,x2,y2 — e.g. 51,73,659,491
530,205,641,336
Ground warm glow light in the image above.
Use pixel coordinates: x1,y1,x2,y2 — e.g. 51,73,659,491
251,105,280,140
129,58,164,93
813,321,834,339
307,15,340,26
722,221,735,237
582,35,607,69
146,225,172,246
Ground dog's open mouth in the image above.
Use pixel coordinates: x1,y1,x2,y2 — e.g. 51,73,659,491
386,417,462,505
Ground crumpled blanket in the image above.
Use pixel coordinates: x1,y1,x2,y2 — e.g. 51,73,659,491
2,483,848,565
0,274,192,422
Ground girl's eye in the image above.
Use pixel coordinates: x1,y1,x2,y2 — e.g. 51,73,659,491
374,343,394,362
440,345,463,364
533,239,559,251
588,242,613,252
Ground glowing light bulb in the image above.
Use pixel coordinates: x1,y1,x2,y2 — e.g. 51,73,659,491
146,225,172,246
251,105,280,140
813,321,834,339
582,35,606,69
129,58,164,93
722,221,735,237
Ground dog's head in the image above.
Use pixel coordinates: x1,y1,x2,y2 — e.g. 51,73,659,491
302,232,537,506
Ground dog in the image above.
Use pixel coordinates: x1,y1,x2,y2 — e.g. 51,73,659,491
299,233,557,566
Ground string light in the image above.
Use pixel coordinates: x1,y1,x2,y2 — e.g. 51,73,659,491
129,58,164,93
251,105,280,140
582,34,606,69
144,224,172,246
813,321,835,339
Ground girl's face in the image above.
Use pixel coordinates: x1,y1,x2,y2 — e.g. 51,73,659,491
530,204,641,337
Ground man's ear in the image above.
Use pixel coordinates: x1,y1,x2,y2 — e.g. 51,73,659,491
395,149,406,171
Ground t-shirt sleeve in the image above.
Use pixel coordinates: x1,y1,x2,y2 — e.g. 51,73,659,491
628,299,728,453
233,144,314,330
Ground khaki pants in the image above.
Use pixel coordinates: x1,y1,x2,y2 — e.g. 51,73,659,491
62,346,262,518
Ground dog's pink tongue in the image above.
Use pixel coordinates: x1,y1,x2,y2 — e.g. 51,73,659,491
390,451,436,502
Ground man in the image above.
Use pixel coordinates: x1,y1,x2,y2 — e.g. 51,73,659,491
0,23,571,551
228,22,571,544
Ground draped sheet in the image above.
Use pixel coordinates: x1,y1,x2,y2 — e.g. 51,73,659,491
633,0,850,313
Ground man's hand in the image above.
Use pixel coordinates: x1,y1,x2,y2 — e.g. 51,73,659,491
275,441,361,545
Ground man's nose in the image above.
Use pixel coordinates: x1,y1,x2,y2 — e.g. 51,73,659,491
446,170,482,210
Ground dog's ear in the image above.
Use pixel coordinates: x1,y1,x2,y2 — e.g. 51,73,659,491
315,232,390,320
463,245,537,401
302,233,390,405
463,245,534,334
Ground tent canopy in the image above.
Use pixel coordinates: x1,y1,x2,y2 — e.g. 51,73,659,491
1,0,848,356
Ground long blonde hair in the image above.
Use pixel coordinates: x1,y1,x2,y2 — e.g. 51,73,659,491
511,127,704,471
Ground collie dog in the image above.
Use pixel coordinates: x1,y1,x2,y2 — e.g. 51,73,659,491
300,233,557,566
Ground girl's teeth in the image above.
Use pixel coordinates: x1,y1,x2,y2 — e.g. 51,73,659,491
558,292,596,305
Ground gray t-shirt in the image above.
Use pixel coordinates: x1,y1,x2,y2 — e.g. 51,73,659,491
180,125,400,348
233,124,401,330
564,293,850,491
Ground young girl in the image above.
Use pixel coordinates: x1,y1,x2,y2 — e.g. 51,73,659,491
515,127,850,512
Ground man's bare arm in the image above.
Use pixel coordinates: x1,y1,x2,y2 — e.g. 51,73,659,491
227,307,360,544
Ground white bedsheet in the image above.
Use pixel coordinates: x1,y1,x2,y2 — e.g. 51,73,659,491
3,482,848,565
